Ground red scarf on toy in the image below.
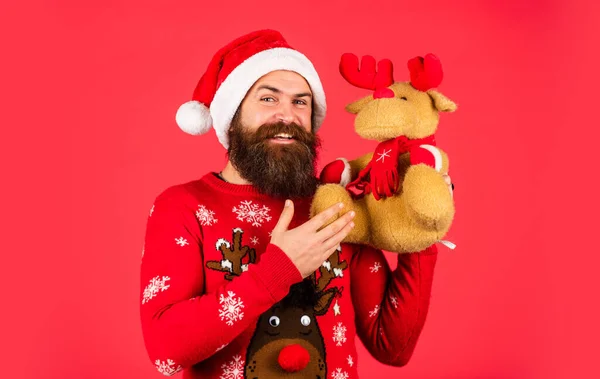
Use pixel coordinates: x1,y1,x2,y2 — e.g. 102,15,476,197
346,135,436,200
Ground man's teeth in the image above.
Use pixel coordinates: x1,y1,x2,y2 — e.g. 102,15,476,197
273,133,293,139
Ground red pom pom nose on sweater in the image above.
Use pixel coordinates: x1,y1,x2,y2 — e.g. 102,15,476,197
278,344,310,372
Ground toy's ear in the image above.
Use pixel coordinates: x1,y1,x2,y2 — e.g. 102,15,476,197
428,90,457,112
345,94,374,114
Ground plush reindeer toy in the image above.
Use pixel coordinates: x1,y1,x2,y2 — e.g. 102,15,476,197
310,53,457,253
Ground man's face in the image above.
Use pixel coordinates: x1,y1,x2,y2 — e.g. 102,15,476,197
227,70,321,199
237,70,314,134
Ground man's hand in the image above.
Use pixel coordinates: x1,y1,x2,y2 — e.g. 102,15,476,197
270,200,355,279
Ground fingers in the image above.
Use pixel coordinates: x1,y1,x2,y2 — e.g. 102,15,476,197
304,202,345,231
322,217,355,252
322,244,342,261
316,209,355,242
272,199,295,235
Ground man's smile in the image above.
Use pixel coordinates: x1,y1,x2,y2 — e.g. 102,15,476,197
270,133,297,144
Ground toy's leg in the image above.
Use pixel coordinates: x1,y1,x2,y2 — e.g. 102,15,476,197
310,184,369,244
402,164,455,233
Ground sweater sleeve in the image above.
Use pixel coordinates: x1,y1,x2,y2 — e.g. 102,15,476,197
349,244,438,367
140,187,302,374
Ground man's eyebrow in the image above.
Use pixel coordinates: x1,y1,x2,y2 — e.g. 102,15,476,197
294,92,313,98
257,85,281,94
256,85,312,98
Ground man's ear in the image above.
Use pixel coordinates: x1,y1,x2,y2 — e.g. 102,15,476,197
345,94,374,114
428,90,457,112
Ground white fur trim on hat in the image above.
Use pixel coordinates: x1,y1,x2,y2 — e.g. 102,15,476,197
210,47,327,149
176,100,213,136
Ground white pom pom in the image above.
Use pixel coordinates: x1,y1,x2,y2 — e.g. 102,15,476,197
175,100,213,135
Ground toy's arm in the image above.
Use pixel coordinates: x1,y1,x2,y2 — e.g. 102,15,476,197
319,152,374,186
409,145,449,175
350,244,438,366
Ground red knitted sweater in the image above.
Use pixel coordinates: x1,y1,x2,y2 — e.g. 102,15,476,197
140,172,438,378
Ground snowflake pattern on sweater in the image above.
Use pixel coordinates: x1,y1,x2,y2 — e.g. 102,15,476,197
142,276,170,304
332,322,348,346
232,200,272,227
220,355,244,379
331,368,350,379
175,237,189,246
218,291,245,326
196,204,218,226
155,359,182,376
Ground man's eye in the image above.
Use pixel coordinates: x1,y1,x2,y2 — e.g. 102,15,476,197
294,100,307,105
261,97,276,102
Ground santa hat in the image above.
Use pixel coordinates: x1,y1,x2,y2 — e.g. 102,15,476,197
175,29,327,149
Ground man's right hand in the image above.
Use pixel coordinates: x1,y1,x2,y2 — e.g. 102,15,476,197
270,200,355,279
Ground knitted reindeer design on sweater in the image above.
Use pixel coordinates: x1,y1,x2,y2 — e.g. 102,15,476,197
206,228,257,280
311,53,457,253
245,247,347,379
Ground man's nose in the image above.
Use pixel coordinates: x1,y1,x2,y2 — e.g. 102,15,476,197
276,103,295,124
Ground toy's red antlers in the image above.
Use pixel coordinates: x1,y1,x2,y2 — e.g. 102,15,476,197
340,53,443,95
340,53,394,91
408,53,443,91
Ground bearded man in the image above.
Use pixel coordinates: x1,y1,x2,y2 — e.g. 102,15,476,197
140,29,450,379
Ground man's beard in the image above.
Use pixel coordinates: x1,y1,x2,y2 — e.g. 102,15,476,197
227,116,321,199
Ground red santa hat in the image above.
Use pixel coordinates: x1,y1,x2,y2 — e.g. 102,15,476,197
175,29,327,149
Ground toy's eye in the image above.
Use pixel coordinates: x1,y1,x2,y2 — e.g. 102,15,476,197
400,96,408,101
269,316,280,327
300,315,311,326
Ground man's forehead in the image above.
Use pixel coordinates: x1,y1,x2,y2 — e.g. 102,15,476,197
252,70,312,95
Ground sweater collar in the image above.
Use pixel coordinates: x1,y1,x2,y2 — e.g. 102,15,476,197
202,172,265,196
201,172,313,208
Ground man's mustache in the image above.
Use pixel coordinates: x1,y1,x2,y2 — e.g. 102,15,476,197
252,122,314,144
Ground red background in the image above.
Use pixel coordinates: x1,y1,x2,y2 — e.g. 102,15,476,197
1,0,598,378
